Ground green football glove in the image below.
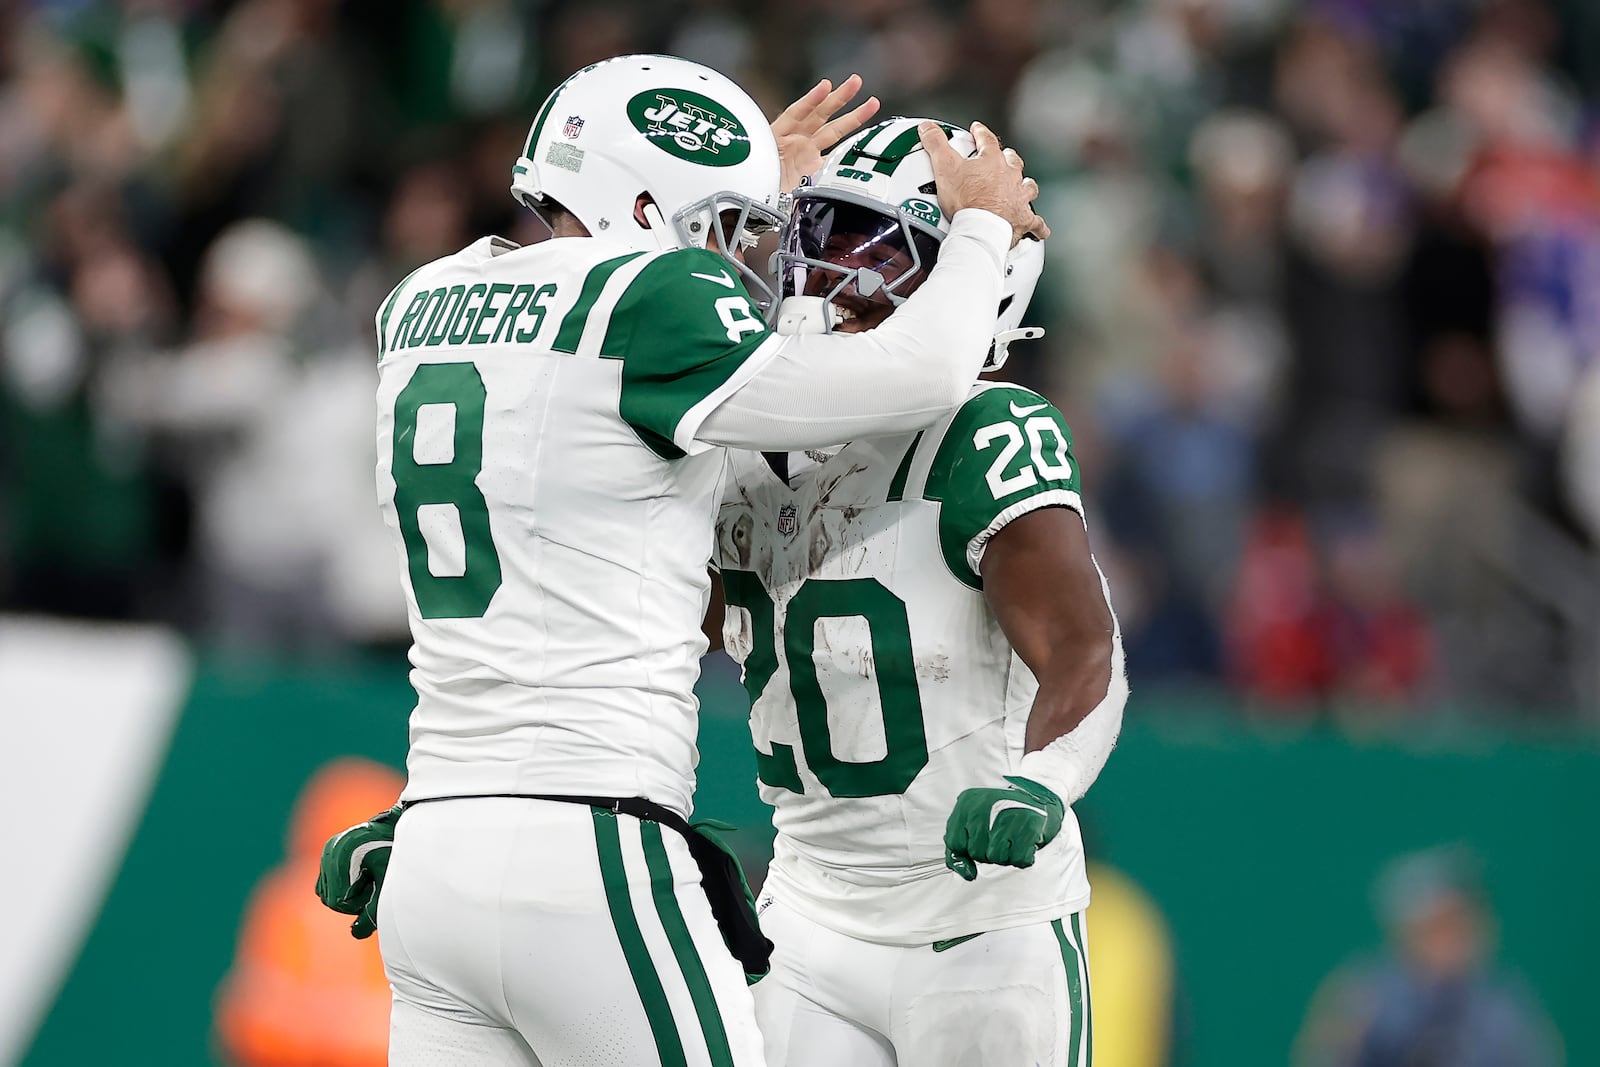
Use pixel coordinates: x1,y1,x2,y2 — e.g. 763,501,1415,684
943,776,1065,882
315,804,402,939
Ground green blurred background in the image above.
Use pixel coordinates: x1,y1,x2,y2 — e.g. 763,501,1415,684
10,649,1598,1066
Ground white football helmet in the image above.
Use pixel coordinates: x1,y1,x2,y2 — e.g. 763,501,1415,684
511,54,785,307
774,115,1044,369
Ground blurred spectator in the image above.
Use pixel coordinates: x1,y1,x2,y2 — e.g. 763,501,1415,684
0,0,1596,712
1226,509,1432,710
101,220,346,647
1294,846,1561,1067
1563,363,1600,545
215,757,403,1067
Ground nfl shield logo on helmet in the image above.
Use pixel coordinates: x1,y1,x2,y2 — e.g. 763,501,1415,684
563,115,585,139
778,503,798,537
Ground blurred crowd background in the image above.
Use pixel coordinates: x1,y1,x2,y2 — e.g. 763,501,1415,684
4,0,1600,713
3,3,1597,1066
9,0,1600,726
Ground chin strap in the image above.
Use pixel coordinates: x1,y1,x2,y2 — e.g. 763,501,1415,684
775,295,833,335
642,202,678,251
987,326,1046,371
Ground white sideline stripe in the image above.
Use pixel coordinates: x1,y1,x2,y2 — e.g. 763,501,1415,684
0,618,190,1067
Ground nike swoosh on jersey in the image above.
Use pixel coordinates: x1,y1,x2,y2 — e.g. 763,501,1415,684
690,269,736,288
1009,400,1050,418
931,931,987,952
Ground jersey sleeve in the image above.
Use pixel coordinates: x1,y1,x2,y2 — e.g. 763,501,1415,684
921,386,1083,588
600,248,781,459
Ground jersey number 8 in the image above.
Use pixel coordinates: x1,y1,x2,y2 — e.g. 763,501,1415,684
390,363,504,619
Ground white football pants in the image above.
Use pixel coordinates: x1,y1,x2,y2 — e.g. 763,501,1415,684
379,797,766,1067
753,891,1093,1067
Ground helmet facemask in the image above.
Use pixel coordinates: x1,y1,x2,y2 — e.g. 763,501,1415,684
669,192,787,313
776,188,944,330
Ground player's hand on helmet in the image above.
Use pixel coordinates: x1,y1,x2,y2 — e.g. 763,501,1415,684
772,74,881,193
943,776,1066,881
315,804,402,939
918,121,1050,247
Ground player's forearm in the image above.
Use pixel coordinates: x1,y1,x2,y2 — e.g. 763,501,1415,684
1024,635,1117,750
1019,631,1126,804
694,209,1010,450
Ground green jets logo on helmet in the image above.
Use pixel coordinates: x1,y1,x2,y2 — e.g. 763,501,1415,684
900,197,941,226
627,89,751,167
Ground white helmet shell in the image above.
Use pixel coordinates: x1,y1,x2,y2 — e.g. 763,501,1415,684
777,115,1045,368
511,55,784,298
807,116,975,237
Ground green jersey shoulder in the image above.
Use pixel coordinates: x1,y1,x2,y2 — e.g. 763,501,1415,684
907,381,1081,589
598,247,774,458
376,240,777,460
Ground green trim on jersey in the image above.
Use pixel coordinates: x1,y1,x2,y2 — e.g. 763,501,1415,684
639,821,736,1067
600,248,774,459
552,251,648,354
593,810,688,1067
375,266,425,360
885,431,923,503
921,386,1081,590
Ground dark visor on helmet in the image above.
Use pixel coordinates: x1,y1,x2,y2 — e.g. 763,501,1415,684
781,196,943,301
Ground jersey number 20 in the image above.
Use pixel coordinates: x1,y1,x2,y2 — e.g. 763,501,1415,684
390,363,504,618
722,572,929,799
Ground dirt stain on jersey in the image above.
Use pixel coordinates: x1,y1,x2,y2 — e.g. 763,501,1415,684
808,464,864,519
808,522,834,573
918,653,951,685
727,511,754,569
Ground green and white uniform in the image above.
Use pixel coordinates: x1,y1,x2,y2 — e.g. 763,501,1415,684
367,48,1022,1067
372,208,1015,1067
715,382,1098,1066
375,235,781,1067
378,235,776,816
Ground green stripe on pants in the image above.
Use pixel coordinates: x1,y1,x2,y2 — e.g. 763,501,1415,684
1072,912,1094,1065
592,809,687,1067
1052,917,1087,1067
640,820,735,1067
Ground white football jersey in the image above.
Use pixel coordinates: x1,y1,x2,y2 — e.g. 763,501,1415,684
715,382,1096,945
375,235,779,816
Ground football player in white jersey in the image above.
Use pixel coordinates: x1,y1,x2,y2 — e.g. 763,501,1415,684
313,59,1050,1066
710,117,1128,1067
